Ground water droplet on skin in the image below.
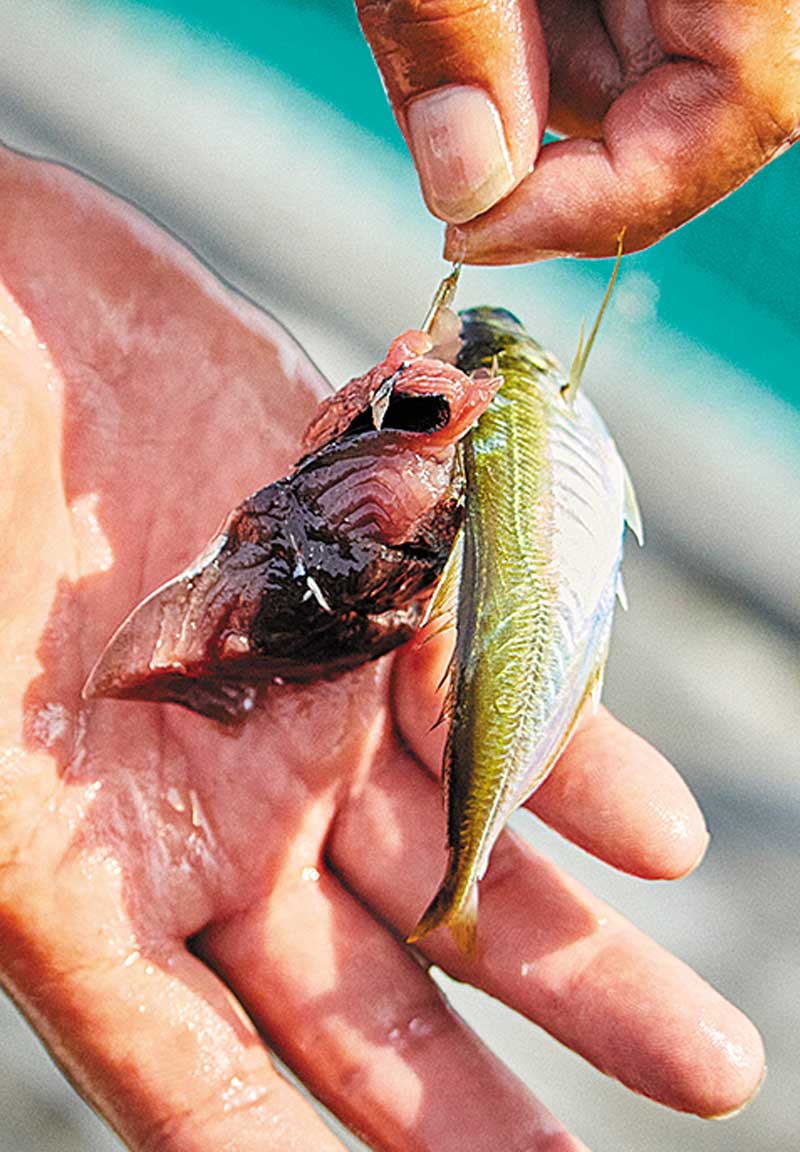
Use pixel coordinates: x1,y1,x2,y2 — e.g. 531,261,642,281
698,1015,751,1069
222,1075,262,1114
407,1016,430,1038
123,950,140,968
166,786,186,814
190,789,204,829
520,961,533,978
596,916,609,928
69,492,114,575
84,780,103,802
386,1016,433,1047
0,312,22,347
301,866,321,883
144,964,154,977
30,703,69,749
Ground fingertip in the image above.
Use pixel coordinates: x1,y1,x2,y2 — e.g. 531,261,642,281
707,1056,766,1120
554,926,767,1120
357,0,547,226
443,188,574,266
628,755,710,883
692,1009,766,1120
662,819,710,882
530,710,710,882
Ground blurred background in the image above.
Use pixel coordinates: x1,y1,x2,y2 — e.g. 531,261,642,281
0,1,797,1149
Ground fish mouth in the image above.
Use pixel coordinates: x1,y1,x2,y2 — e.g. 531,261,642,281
341,391,451,438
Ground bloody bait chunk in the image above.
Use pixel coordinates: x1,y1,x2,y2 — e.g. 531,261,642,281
84,331,500,722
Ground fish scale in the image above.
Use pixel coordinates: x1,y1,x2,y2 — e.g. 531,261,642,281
408,307,640,955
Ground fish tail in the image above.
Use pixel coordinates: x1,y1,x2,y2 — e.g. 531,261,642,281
406,878,479,957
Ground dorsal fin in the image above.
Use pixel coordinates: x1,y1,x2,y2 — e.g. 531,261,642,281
563,230,626,404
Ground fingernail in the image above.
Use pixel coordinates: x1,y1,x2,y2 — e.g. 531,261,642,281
407,86,515,225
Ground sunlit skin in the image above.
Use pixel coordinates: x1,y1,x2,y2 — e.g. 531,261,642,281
357,0,800,260
0,148,764,1152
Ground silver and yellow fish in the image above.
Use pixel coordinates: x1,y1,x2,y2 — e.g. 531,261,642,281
409,302,642,954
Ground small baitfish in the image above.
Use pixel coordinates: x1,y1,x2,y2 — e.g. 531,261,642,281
408,305,642,955
84,330,500,722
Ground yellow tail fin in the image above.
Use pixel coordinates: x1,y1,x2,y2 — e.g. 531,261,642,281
407,880,479,957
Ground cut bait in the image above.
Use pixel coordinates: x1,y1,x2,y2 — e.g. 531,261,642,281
84,331,500,722
409,305,642,955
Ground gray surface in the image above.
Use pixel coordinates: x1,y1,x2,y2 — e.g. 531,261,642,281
0,2,798,1150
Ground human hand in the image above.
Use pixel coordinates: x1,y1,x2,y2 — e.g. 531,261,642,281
357,0,800,261
0,146,763,1151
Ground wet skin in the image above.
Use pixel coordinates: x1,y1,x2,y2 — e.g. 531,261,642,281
0,147,764,1152
357,0,800,259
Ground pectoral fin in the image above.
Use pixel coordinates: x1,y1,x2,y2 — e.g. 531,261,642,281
623,462,643,545
421,527,463,632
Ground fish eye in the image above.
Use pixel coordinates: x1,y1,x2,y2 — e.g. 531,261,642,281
342,392,452,437
382,392,451,433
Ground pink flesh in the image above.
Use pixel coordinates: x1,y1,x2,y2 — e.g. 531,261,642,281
305,440,455,546
301,329,501,453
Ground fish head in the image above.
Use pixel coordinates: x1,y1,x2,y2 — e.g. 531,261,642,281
83,329,500,720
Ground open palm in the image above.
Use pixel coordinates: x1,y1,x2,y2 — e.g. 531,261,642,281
0,146,762,1152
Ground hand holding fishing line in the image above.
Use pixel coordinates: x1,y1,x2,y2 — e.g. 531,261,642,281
0,150,764,1152
357,0,800,260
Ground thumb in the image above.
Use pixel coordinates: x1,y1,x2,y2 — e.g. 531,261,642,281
356,0,548,224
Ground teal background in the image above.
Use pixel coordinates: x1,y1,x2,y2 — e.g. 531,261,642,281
128,0,799,407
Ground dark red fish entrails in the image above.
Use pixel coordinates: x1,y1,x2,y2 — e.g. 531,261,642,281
83,330,501,723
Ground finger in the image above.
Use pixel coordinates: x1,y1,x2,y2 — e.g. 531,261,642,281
328,739,765,1119
536,0,624,136
525,708,708,879
393,629,709,880
4,939,345,1151
200,855,587,1152
356,0,549,223
446,59,796,262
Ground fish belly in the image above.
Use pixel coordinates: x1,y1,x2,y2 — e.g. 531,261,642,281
453,387,626,883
